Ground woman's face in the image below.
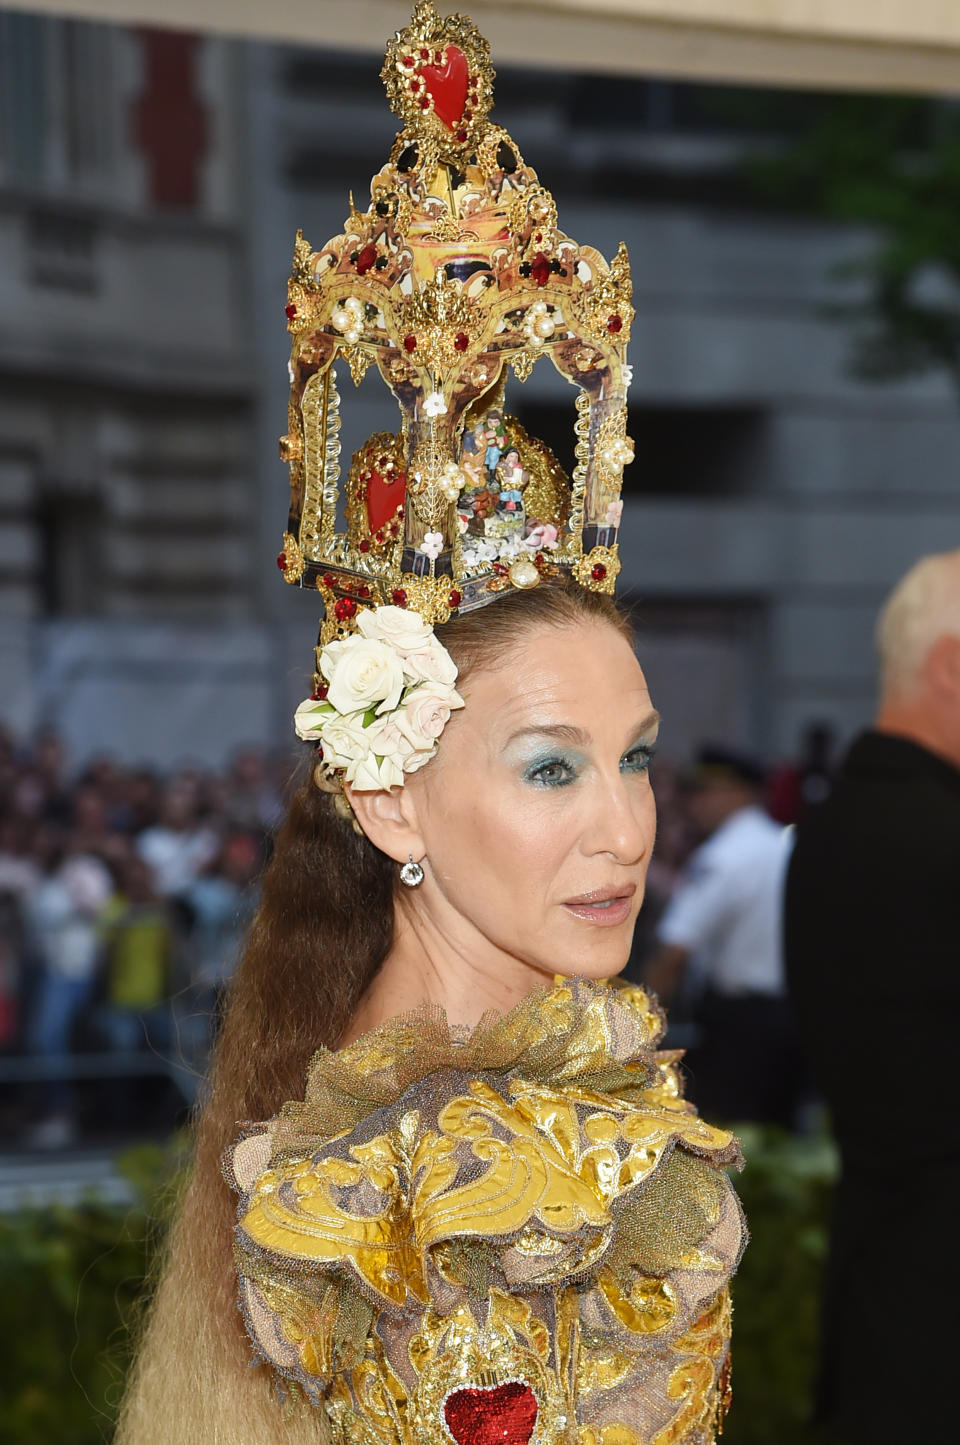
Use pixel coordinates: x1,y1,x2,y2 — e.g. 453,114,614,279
407,618,658,984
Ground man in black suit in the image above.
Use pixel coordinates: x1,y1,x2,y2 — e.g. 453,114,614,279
785,551,960,1444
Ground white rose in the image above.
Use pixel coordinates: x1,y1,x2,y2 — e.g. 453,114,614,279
356,605,434,655
345,757,393,791
401,640,459,687
321,635,405,715
316,713,371,769
395,682,465,752
293,697,334,741
401,745,437,774
374,715,436,774
346,752,402,790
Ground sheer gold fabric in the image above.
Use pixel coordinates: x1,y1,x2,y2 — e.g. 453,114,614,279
227,979,745,1444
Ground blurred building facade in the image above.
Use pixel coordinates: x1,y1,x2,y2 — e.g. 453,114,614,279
1,12,959,768
0,15,269,764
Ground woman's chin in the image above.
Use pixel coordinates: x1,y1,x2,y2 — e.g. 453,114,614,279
548,949,631,982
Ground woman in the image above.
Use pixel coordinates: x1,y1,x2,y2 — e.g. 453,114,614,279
118,9,744,1441
117,588,744,1445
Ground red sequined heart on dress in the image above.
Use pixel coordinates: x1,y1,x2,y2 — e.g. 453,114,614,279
444,1382,538,1445
418,45,469,130
365,462,405,533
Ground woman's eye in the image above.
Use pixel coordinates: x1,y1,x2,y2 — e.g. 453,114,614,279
621,746,655,774
526,758,575,788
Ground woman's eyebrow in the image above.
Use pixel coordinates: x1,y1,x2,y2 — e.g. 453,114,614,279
505,723,590,747
505,710,660,748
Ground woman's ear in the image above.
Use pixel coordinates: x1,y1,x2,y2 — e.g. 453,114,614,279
346,781,426,865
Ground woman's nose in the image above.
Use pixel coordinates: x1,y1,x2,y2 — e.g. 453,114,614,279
585,772,653,864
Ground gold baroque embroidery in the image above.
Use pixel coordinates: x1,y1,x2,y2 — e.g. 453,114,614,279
230,980,744,1443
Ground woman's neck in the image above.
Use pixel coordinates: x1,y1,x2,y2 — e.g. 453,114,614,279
339,894,552,1047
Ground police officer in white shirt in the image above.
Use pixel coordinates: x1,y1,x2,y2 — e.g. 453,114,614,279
644,745,802,1126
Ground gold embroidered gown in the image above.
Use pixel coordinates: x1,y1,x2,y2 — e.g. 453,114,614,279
227,978,745,1445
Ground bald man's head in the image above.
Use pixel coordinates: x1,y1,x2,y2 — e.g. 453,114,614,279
876,551,960,704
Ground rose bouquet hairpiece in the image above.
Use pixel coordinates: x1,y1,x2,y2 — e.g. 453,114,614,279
293,606,465,791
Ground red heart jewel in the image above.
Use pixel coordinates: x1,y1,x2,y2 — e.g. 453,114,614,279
417,44,469,130
444,1382,538,1445
365,464,405,534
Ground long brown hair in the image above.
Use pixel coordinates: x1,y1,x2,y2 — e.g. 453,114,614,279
116,582,632,1443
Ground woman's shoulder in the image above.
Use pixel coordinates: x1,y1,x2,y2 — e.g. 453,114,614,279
225,977,745,1416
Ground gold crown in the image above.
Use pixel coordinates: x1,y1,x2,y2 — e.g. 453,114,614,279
276,1,634,651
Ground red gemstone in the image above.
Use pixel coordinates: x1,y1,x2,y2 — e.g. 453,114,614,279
403,335,417,353
311,684,328,701
443,1382,539,1445
375,531,384,543
334,597,357,621
454,331,469,352
285,303,297,320
355,243,377,275
449,589,462,608
530,253,551,286
493,562,509,576
419,48,429,58
359,539,370,552
457,129,468,142
276,552,287,571
323,574,337,588
402,55,414,67
591,563,607,581
357,584,370,598
409,79,421,91
607,314,623,333
315,744,324,759
391,589,408,607
417,43,469,130
419,97,430,109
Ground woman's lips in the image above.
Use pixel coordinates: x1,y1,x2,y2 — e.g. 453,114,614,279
562,886,636,927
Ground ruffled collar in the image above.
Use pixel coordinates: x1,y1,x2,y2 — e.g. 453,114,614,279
269,977,670,1154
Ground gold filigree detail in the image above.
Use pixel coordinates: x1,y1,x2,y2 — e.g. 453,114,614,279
400,273,477,372
381,3,495,162
342,344,374,387
279,530,305,584
475,125,527,182
393,573,458,626
595,404,635,505
291,228,314,285
300,366,342,559
409,1292,561,1445
509,351,538,383
580,241,635,345
574,546,621,594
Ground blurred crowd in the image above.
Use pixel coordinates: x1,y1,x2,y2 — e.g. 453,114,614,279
0,726,292,1146
0,718,836,1149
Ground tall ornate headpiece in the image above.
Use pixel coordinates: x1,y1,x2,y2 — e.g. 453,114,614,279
283,3,634,788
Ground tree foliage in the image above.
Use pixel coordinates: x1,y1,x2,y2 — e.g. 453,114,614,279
743,93,960,395
0,1127,836,1443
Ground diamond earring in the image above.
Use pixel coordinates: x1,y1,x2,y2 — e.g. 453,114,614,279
399,855,425,888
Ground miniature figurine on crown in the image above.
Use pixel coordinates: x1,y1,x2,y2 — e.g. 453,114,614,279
276,1,635,659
